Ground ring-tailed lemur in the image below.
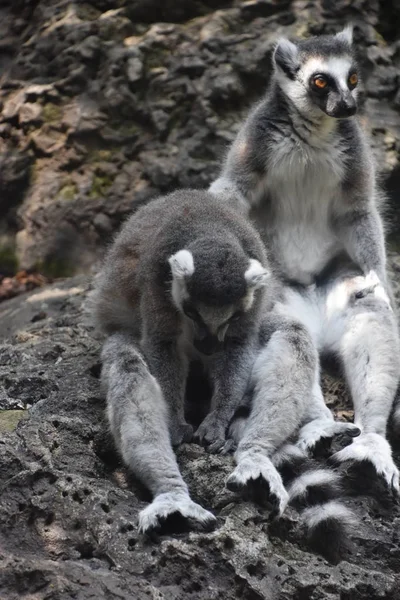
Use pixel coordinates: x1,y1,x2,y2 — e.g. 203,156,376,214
210,27,400,507
92,188,357,558
92,189,274,532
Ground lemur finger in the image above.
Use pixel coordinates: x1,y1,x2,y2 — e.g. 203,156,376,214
207,439,226,454
219,439,236,455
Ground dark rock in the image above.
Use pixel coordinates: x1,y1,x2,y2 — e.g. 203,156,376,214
0,272,399,598
0,1,399,274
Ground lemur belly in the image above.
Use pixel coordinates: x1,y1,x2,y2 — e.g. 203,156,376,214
270,221,339,284
253,137,345,284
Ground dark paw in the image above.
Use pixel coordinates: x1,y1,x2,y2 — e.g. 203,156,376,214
226,474,281,517
193,412,226,452
170,422,194,447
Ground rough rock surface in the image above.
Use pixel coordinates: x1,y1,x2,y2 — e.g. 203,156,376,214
1,258,400,599
2,0,400,274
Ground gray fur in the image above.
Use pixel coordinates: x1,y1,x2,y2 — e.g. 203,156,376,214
210,29,400,497
93,189,276,531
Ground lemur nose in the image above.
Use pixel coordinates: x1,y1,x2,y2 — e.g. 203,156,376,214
342,94,356,115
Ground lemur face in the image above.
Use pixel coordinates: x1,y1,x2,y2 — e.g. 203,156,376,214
168,250,268,356
301,55,358,118
273,27,359,119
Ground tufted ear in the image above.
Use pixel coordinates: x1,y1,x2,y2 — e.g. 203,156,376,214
245,259,269,289
168,249,194,279
273,38,299,79
335,25,353,46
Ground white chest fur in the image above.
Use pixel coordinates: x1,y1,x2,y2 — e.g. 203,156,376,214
253,133,346,283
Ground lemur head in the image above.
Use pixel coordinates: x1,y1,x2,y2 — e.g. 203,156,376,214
273,26,359,119
168,239,269,356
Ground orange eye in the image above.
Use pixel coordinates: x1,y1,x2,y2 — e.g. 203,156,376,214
349,73,358,86
313,76,327,89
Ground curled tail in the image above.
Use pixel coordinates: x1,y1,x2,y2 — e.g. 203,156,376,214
273,444,357,564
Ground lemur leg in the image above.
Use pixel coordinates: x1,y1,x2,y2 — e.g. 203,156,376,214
226,319,317,516
325,278,400,493
276,286,360,454
101,333,216,533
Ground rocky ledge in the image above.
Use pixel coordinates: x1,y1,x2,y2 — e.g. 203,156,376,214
0,259,400,599
2,0,400,276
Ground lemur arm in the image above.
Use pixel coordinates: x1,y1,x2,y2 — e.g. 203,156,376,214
332,181,387,287
333,205,386,282
141,295,191,447
209,127,265,213
332,136,387,284
194,338,256,452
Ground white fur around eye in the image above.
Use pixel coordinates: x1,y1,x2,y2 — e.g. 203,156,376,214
245,259,269,289
168,249,194,279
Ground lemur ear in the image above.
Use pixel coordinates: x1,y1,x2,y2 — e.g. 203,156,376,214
245,259,269,289
335,25,353,46
168,249,194,279
273,38,299,79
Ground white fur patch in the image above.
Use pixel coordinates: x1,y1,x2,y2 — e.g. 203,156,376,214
302,56,354,93
335,25,353,46
245,258,269,289
168,249,194,309
168,249,194,279
288,469,340,501
302,501,356,530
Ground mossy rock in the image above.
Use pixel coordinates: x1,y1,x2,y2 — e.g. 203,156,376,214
0,245,18,274
76,3,101,21
42,103,62,123
35,258,75,278
89,174,114,198
59,182,78,201
0,410,28,433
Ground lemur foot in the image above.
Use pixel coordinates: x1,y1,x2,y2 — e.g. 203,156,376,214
170,421,194,447
226,455,289,518
194,410,227,453
332,433,399,496
138,491,216,535
297,418,361,456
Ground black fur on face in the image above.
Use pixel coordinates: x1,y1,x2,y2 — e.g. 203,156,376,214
307,70,358,118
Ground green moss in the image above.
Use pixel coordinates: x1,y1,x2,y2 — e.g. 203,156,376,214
94,149,113,161
42,103,62,123
35,258,75,278
59,182,78,201
89,174,114,198
0,410,28,433
87,148,116,163
0,245,18,273
144,46,170,69
76,3,101,20
375,30,387,46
